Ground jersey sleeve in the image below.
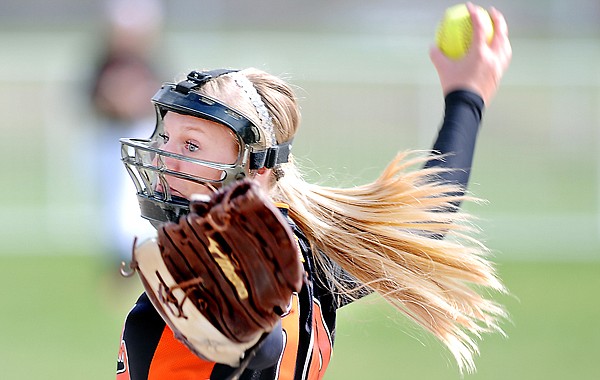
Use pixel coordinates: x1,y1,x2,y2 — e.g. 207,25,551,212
334,90,486,309
423,90,485,191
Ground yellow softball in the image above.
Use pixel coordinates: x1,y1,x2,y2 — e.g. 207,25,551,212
435,3,494,60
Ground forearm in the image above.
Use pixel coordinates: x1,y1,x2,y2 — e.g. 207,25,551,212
424,89,484,190
245,322,283,370
210,322,283,378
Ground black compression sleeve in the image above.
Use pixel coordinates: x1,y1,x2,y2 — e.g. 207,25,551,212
245,322,284,370
210,322,284,379
423,90,485,191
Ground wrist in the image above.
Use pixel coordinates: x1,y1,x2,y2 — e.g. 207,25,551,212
445,90,485,121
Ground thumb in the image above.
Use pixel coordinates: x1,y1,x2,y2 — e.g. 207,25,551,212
429,44,448,71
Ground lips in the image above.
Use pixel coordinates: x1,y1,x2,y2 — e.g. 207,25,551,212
155,184,185,198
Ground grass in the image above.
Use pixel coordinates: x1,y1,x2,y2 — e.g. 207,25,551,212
0,255,140,380
0,255,598,380
328,260,600,379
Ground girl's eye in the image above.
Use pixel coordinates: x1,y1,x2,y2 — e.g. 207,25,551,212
158,133,169,143
186,141,199,153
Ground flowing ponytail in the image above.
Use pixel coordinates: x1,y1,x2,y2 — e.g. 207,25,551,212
273,152,506,373
205,67,506,373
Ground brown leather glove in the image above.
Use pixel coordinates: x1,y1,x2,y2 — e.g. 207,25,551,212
131,179,304,365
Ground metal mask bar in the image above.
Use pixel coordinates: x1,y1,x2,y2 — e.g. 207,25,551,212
120,137,250,225
121,137,249,190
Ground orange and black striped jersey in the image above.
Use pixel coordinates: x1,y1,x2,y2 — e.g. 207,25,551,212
117,212,339,380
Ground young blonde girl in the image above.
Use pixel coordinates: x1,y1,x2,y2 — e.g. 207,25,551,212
117,4,512,379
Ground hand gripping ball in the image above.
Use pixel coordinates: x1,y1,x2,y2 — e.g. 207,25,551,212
436,3,494,60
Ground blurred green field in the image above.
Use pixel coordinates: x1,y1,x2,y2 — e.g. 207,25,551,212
0,254,598,380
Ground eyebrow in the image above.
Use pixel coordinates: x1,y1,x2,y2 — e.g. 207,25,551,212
181,125,207,135
164,122,208,136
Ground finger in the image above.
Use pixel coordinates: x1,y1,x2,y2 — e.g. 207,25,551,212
467,2,487,48
489,7,509,38
489,7,510,52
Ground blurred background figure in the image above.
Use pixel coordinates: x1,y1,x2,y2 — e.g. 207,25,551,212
88,0,164,266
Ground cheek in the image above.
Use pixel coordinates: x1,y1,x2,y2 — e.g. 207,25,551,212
182,161,227,185
223,137,241,163
182,182,213,197
172,174,214,198
226,143,240,163
212,128,240,164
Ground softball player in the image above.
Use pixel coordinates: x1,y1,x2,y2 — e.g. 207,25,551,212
117,4,512,379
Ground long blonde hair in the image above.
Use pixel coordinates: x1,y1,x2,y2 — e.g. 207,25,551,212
201,67,506,373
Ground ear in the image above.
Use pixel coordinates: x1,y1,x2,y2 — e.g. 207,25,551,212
253,167,273,190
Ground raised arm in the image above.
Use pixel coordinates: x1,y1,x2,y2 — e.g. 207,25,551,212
425,3,512,189
424,90,483,188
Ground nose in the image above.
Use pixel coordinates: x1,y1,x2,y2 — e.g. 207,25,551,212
151,141,180,197
155,139,180,172
162,154,180,173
